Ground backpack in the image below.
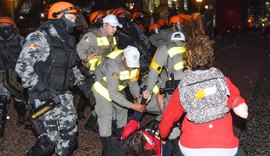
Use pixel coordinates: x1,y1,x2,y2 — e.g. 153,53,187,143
178,67,229,124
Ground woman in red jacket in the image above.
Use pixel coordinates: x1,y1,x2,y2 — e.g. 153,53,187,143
159,34,248,156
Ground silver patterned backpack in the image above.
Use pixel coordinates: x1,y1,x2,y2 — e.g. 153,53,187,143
178,67,229,124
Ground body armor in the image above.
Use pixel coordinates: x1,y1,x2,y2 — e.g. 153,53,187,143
34,28,79,92
0,35,22,70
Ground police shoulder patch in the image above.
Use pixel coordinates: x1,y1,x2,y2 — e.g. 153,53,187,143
27,41,38,51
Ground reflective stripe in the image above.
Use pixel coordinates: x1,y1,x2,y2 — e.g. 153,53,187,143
152,85,160,94
107,50,124,59
119,69,139,81
96,36,117,46
103,77,126,91
174,61,185,70
93,81,126,101
112,37,117,45
150,58,162,74
88,58,101,71
87,49,124,71
167,47,186,57
168,46,186,71
93,81,112,101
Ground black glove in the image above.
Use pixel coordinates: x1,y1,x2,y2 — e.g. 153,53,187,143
78,83,96,106
32,82,61,105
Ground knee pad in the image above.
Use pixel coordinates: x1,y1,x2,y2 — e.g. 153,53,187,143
27,135,56,156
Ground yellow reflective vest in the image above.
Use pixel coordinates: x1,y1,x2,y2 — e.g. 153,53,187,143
93,50,140,101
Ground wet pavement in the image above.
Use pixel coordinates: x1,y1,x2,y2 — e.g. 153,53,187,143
0,31,269,156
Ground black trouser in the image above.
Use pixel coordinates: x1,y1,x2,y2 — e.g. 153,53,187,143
235,147,246,156
0,95,8,137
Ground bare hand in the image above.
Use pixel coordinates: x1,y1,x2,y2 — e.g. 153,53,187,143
131,102,146,112
86,53,100,61
156,93,165,111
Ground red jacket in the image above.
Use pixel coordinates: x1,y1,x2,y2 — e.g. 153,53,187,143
159,77,246,148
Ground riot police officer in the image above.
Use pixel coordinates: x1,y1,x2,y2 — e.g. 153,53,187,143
0,17,27,138
15,2,93,155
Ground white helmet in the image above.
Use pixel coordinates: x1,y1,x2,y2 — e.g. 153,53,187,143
171,31,185,42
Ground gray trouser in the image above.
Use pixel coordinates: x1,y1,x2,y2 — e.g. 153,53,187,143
31,91,77,155
93,89,128,137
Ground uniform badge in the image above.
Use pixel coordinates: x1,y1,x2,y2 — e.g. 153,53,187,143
27,42,38,51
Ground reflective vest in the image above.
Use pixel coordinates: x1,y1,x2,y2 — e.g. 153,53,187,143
93,50,140,101
149,42,186,94
90,28,117,55
87,28,117,71
150,42,186,74
88,49,122,71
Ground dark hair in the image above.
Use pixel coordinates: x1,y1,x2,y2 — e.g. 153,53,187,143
124,130,148,156
185,34,214,70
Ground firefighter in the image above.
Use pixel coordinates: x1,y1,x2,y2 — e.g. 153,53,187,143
15,2,93,155
150,15,185,48
75,10,106,121
0,17,27,137
143,31,187,156
92,45,146,155
76,14,122,132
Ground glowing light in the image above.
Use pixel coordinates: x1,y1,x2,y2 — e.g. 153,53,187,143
19,15,24,20
40,13,45,18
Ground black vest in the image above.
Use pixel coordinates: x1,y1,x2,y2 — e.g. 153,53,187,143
0,35,22,70
34,27,79,92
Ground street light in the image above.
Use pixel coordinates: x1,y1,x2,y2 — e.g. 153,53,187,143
196,0,203,13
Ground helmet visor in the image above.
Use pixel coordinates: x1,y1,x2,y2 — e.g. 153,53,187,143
74,10,88,30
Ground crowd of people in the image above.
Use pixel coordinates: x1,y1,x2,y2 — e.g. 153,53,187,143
0,1,249,156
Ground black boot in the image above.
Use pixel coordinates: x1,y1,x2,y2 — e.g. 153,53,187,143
26,135,55,156
77,95,88,120
0,96,8,137
84,115,99,133
13,98,27,126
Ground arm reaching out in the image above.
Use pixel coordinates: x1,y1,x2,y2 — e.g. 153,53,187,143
233,103,248,119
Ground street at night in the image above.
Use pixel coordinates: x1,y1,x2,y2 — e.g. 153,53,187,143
0,0,270,156
0,31,269,156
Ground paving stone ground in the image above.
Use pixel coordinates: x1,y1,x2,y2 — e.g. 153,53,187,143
0,31,269,156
